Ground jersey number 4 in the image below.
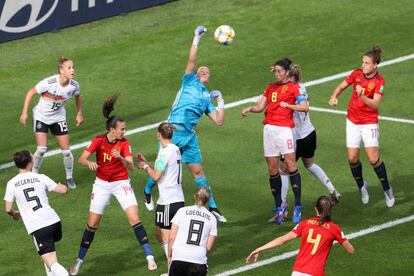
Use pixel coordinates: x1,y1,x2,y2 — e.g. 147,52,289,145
186,219,204,246
306,228,322,255
23,188,43,211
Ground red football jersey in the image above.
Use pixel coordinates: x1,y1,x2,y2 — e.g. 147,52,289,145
291,217,347,276
262,82,300,127
85,134,133,182
345,69,385,124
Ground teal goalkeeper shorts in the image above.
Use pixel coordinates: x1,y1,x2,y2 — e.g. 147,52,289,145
172,129,202,164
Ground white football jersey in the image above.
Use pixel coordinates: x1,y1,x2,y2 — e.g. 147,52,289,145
171,205,217,264
156,143,184,205
4,172,61,234
33,75,80,125
293,83,315,140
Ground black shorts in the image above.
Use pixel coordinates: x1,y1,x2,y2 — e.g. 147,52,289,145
296,130,317,160
31,221,62,256
169,260,208,276
155,202,184,230
34,120,69,136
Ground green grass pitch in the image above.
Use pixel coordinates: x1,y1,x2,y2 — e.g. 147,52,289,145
0,0,413,275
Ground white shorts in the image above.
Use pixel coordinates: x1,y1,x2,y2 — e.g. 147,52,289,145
291,271,312,276
346,119,379,148
89,178,138,214
263,124,295,157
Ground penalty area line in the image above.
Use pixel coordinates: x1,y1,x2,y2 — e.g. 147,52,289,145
213,214,414,276
1,53,413,171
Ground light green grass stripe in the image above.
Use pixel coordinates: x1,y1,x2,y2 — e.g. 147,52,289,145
1,53,413,171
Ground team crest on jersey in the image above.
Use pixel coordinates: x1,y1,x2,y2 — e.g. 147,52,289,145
281,85,288,94
368,82,375,90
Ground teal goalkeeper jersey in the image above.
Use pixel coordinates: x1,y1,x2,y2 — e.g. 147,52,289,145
167,72,216,132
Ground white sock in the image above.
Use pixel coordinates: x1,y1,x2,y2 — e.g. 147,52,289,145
280,171,289,203
50,262,69,276
33,146,47,173
160,240,168,257
44,263,54,276
62,149,73,179
306,163,336,193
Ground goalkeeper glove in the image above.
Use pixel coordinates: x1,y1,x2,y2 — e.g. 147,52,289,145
193,26,206,46
210,90,224,109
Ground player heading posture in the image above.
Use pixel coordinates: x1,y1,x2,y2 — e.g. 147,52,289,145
20,57,83,189
241,58,306,225
329,46,395,207
136,122,185,265
278,65,341,214
246,196,355,276
69,95,157,275
144,26,227,222
4,151,69,276
168,187,217,276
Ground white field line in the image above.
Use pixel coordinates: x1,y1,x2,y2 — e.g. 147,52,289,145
1,53,413,171
214,214,414,276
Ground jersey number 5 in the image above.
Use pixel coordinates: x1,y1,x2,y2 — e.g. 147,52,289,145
23,188,43,211
306,228,322,255
187,219,204,246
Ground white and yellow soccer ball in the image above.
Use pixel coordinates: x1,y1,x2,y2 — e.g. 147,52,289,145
214,25,235,45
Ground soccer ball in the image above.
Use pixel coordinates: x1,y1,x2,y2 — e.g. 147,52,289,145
214,25,235,45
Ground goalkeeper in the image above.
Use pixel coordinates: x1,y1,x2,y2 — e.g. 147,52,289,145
143,26,227,222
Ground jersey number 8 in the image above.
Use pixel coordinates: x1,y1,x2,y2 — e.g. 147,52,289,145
186,219,204,246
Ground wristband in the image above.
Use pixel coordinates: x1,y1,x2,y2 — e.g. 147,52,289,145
143,164,149,170
192,35,200,46
217,97,225,109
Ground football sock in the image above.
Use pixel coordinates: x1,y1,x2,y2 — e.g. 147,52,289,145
349,160,364,189
290,170,302,206
306,163,335,193
371,159,391,191
160,240,168,257
78,225,96,260
144,177,156,195
280,171,289,203
43,263,53,276
62,148,73,179
269,174,282,208
194,174,217,209
33,146,47,173
50,262,69,276
132,222,152,257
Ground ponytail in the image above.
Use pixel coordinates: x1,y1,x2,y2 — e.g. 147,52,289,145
315,195,333,225
102,94,124,131
194,187,210,207
289,64,302,83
